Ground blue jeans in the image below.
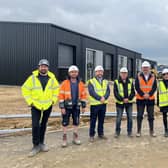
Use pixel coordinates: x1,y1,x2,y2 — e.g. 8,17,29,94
89,104,106,137
115,105,133,134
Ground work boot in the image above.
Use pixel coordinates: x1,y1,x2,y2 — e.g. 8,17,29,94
28,145,41,157
137,119,142,137
98,135,108,140
164,129,168,137
89,137,94,143
128,132,133,138
62,134,68,148
150,130,156,137
39,143,49,152
136,131,141,137
114,132,120,138
72,132,81,145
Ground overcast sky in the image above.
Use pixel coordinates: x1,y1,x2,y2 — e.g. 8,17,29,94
0,0,168,64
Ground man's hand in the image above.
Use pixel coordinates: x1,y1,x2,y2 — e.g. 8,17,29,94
123,98,129,103
100,97,105,103
29,103,33,107
143,93,150,99
81,108,86,114
61,108,66,115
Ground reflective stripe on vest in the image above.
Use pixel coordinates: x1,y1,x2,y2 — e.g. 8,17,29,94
89,78,108,105
31,74,54,110
115,79,134,104
136,74,155,100
159,80,168,107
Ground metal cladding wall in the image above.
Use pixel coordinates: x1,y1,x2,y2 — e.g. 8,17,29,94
0,22,51,85
50,25,82,80
117,47,141,78
0,21,157,85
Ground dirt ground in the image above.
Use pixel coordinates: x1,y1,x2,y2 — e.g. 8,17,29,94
0,118,168,168
0,86,160,130
0,86,168,168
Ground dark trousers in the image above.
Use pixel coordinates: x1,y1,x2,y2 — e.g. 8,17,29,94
115,105,133,134
137,104,154,132
89,104,106,137
162,112,168,131
31,106,52,146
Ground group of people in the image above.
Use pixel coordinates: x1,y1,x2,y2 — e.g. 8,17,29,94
21,59,168,157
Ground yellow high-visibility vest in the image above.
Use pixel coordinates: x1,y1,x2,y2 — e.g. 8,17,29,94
114,79,134,104
21,70,59,111
158,80,168,107
89,77,108,105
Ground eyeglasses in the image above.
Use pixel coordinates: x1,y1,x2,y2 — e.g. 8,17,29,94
163,73,168,76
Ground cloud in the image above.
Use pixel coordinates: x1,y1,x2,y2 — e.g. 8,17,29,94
0,0,168,64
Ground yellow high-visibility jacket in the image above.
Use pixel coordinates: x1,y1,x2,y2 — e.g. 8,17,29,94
21,70,59,111
158,80,168,107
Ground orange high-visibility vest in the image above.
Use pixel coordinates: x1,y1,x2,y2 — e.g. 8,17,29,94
59,79,87,103
136,74,155,100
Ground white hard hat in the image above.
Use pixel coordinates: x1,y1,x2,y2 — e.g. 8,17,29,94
94,65,104,72
162,68,168,74
38,59,49,66
68,65,79,72
142,61,151,68
120,67,128,73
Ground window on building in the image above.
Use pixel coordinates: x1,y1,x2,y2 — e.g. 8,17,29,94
58,44,75,81
104,54,113,80
136,59,142,74
118,55,127,77
86,48,103,81
58,44,74,68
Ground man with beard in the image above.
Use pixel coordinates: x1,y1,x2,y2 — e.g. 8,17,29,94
59,65,87,147
114,67,135,138
22,59,59,157
88,65,110,142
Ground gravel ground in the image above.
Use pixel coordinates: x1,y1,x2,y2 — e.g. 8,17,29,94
0,116,168,168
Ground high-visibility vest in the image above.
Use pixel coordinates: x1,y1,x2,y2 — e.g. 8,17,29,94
158,80,168,107
136,73,155,100
89,77,108,105
22,70,59,111
114,79,134,104
59,79,87,103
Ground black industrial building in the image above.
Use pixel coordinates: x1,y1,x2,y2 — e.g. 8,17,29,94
0,21,157,85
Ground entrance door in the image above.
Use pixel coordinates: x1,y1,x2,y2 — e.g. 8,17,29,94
85,48,103,81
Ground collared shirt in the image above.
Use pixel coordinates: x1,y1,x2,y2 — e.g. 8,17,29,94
96,77,103,85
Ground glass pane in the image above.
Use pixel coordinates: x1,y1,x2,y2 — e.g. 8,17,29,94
86,49,95,80
118,55,127,76
95,50,103,66
136,59,142,74
105,54,111,70
58,44,73,68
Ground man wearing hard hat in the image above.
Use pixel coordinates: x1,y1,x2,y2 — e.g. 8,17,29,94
135,61,157,137
157,68,168,137
59,65,87,147
114,67,135,138
22,59,59,157
88,65,110,142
